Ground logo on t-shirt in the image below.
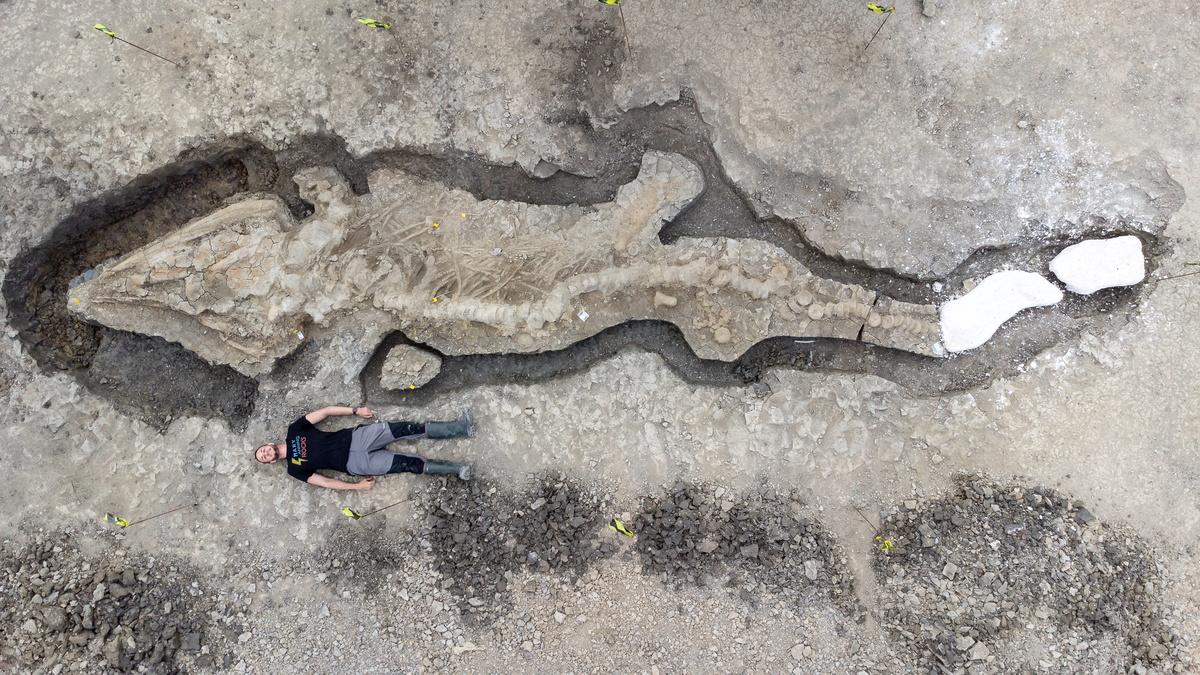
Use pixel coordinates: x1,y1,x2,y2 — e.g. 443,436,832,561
289,435,308,466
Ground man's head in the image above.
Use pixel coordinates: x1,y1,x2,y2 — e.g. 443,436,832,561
254,443,285,464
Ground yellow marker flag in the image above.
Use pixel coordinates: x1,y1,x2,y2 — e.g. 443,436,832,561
608,518,635,537
104,513,130,528
342,507,363,520
867,3,895,13
94,23,118,39
597,0,621,4
357,18,392,30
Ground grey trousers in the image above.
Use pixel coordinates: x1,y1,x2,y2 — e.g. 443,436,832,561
345,422,423,476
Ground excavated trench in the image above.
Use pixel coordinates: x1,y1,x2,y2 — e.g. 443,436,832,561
2,96,1160,427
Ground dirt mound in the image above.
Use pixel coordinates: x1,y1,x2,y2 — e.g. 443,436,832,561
0,529,232,673
873,475,1189,672
633,482,857,613
419,474,620,625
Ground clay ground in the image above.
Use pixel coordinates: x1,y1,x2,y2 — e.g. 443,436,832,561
0,0,1198,673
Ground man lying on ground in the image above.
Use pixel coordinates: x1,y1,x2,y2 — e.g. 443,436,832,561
254,405,473,490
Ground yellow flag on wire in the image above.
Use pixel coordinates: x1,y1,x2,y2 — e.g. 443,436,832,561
342,507,363,520
104,513,130,528
598,0,621,5
94,23,118,39
608,518,635,537
867,3,895,13
356,18,392,29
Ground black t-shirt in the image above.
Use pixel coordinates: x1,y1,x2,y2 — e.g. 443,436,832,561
285,416,354,482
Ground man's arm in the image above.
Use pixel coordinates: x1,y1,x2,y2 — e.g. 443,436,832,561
304,406,375,424
306,474,375,491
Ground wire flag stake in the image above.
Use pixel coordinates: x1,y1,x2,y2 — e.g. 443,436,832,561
861,4,896,58
93,23,183,68
596,0,632,57
102,503,197,529
357,17,403,49
341,499,407,521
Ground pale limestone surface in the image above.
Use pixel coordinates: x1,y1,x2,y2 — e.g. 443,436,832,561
68,152,942,376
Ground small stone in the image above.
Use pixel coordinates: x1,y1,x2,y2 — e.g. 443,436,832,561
918,523,937,547
942,562,959,580
956,636,975,652
41,607,66,631
181,633,202,652
1074,508,1096,526
969,642,991,661
530,498,546,511
790,644,806,661
696,540,719,554
104,638,123,667
713,326,732,344
21,619,38,633
553,612,566,624
803,560,820,581
521,641,533,652
318,605,330,619
653,291,678,308
750,382,771,397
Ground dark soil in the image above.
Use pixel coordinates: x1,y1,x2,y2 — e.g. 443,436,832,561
872,474,1188,672
633,481,859,615
361,308,1087,402
2,140,274,430
0,528,232,673
84,331,257,429
418,474,619,625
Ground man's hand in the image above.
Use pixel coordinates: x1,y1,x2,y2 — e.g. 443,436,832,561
356,476,376,491
355,407,375,419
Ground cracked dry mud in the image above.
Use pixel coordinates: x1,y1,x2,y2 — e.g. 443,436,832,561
2,1,1199,673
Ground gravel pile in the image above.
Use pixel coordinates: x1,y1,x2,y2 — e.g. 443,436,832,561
315,519,413,595
0,529,228,673
873,474,1189,673
633,482,856,611
418,474,620,624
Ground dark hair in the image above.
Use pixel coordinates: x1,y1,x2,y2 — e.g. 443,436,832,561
254,443,275,464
